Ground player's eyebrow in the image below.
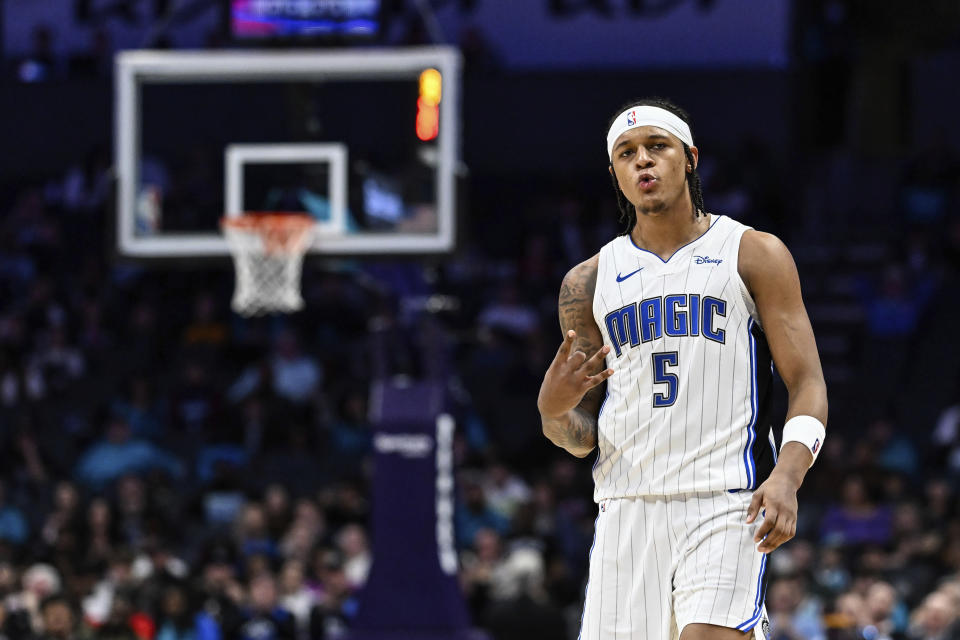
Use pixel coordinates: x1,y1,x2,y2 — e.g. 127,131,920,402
614,132,671,152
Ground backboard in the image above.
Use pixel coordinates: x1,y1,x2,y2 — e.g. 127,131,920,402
114,47,461,258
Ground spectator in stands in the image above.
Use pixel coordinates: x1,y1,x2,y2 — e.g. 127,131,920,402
866,416,919,478
31,326,85,396
899,138,959,225
0,481,28,546
114,475,152,550
484,548,566,640
263,484,292,542
92,589,142,640
908,590,960,639
826,592,865,639
477,284,539,338
40,481,83,554
277,559,315,638
865,581,909,639
235,503,278,562
169,360,221,448
455,476,510,549
932,386,960,476
74,417,183,489
924,479,954,525
459,527,506,619
120,300,162,376
326,391,372,479
279,500,325,563
308,550,357,638
110,377,164,442
61,145,110,215
82,551,141,629
82,499,117,570
820,474,893,546
154,584,197,640
768,575,826,640
336,525,371,589
888,502,942,604
15,25,59,83
7,564,62,635
230,331,321,406
182,292,228,348
861,264,937,339
812,544,851,597
483,462,531,522
194,548,244,637
38,593,85,640
0,595,35,639
0,345,44,408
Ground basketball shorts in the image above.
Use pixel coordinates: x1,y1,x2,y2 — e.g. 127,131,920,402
578,491,770,639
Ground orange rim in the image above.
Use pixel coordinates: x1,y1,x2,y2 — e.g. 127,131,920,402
221,213,315,254
220,212,315,230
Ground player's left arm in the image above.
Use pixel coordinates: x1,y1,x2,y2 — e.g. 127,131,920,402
738,230,828,554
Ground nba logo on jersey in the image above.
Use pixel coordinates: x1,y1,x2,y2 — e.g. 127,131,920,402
626,110,637,126
812,438,820,454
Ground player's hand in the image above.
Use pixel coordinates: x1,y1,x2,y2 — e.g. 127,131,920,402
537,330,613,419
746,472,799,554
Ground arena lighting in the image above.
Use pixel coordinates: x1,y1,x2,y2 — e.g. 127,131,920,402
417,68,442,141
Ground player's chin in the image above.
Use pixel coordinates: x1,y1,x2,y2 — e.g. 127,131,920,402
636,198,668,215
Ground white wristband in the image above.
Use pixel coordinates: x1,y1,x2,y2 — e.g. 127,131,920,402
781,415,825,468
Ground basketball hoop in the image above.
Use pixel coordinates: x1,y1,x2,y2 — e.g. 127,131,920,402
221,213,316,316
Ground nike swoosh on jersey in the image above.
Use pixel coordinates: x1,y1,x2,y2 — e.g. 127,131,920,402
616,267,644,282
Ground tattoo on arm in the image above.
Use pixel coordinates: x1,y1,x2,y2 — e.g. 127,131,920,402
548,258,604,456
542,406,600,456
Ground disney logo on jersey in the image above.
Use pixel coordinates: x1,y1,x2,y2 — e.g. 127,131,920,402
694,255,723,265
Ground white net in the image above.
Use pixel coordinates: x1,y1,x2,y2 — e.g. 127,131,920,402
221,214,316,316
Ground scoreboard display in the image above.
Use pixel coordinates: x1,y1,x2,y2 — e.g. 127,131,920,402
230,0,382,39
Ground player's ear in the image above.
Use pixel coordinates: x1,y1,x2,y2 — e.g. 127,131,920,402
687,146,699,172
608,164,623,191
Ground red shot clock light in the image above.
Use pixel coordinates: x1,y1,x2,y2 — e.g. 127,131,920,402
416,68,442,141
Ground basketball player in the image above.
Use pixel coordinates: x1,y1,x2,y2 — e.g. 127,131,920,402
537,98,828,640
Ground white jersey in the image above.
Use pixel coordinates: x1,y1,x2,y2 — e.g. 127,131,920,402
591,214,776,500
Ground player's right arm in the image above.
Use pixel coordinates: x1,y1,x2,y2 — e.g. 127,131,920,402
537,255,614,458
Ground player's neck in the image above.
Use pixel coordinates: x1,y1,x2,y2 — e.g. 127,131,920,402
630,205,710,261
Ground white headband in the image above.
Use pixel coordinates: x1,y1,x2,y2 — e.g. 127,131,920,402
606,105,694,159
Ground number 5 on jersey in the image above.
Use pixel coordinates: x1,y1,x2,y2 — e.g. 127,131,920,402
652,352,679,407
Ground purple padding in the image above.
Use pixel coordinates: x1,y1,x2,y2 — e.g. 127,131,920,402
349,382,486,639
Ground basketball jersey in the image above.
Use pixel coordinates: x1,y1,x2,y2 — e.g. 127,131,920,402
590,214,776,500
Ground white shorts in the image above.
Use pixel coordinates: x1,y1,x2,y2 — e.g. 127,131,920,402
579,491,770,640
